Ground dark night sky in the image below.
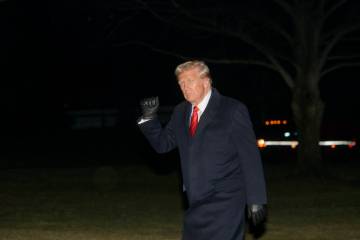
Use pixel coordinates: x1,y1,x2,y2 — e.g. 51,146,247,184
1,0,360,136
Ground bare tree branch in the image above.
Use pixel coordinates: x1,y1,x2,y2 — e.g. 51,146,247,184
319,0,327,12
133,0,296,88
328,55,360,61
265,54,295,89
261,18,294,45
106,13,139,38
169,4,298,79
135,0,171,21
322,0,347,22
135,0,225,36
170,0,184,9
341,37,360,42
321,62,360,77
273,0,295,17
114,41,274,66
114,40,295,88
319,23,360,70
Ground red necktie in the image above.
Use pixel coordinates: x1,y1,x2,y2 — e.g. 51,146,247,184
189,106,199,137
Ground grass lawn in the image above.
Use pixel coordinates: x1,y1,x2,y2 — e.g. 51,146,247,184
0,160,359,240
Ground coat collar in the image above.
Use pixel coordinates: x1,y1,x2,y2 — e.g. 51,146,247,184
183,88,222,138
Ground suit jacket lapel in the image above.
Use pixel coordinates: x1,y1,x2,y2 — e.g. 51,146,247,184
183,102,192,140
194,88,221,137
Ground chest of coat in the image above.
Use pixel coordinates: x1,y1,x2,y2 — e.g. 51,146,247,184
178,110,235,158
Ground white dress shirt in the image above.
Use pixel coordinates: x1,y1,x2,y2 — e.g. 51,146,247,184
189,89,212,123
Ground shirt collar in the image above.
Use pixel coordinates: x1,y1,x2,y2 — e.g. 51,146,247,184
194,89,212,114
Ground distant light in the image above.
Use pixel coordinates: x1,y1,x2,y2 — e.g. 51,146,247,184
257,139,266,148
348,142,356,149
262,140,298,146
284,132,291,138
320,140,356,146
256,140,356,148
265,119,288,126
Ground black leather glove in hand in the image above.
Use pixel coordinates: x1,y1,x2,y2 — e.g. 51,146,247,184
248,204,267,226
140,96,159,120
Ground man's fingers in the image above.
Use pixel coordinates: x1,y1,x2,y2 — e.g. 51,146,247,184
252,209,266,226
151,97,159,106
141,97,158,108
253,212,259,225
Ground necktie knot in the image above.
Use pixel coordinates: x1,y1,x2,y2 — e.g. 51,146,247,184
189,106,199,137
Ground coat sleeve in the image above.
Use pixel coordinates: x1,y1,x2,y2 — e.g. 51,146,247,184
231,103,267,204
138,111,178,154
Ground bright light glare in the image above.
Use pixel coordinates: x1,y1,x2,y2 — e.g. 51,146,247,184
257,140,356,148
257,139,266,148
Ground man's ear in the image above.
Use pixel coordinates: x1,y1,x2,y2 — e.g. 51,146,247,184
205,78,211,88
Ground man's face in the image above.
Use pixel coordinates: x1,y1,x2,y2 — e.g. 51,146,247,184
177,67,210,106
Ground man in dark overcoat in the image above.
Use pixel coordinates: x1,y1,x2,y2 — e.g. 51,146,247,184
138,60,267,240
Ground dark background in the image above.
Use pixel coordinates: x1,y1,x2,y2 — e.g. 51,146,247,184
1,0,359,168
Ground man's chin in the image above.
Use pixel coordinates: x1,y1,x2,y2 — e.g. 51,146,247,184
184,96,192,102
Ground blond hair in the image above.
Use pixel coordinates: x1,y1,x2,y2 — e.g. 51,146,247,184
174,60,212,83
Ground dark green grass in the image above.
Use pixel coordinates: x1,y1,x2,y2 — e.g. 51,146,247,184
0,161,359,239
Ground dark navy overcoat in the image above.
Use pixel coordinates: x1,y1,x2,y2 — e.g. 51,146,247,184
139,88,267,240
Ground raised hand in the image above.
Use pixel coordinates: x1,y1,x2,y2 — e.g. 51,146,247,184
140,96,159,120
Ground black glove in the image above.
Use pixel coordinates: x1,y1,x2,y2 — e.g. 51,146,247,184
247,204,267,226
140,96,159,120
